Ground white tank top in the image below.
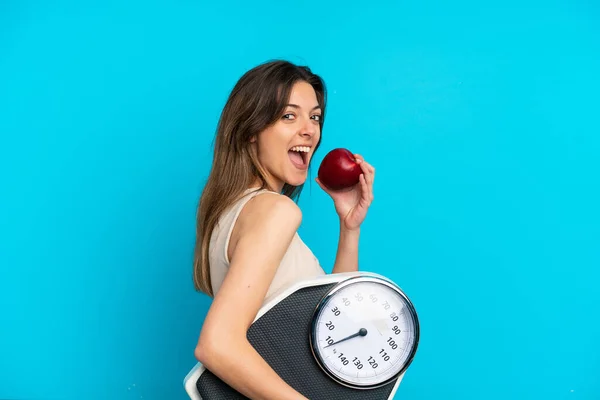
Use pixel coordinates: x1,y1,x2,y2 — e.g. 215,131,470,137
208,188,326,301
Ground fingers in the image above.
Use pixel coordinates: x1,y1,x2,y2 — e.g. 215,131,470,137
356,156,375,203
359,173,371,206
354,154,374,176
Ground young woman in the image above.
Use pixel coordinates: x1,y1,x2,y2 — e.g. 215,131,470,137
192,60,375,399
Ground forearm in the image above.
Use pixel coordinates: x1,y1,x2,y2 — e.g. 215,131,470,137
331,222,360,274
197,338,307,400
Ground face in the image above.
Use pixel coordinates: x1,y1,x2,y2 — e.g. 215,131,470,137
252,81,322,192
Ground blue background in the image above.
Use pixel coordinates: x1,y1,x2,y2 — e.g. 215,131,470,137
1,1,599,399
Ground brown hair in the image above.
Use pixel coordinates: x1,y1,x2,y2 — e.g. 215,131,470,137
193,60,327,295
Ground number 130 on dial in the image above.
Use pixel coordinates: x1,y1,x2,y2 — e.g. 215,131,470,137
309,275,420,389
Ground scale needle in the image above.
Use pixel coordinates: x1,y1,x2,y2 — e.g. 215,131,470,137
324,328,368,348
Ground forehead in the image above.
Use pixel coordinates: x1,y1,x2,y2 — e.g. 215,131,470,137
287,81,319,106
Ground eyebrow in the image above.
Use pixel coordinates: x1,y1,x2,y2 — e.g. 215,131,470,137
286,103,322,111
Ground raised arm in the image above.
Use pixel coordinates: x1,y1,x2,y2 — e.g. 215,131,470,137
194,194,307,400
316,154,375,274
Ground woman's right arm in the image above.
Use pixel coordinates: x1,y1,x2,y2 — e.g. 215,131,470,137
194,194,307,400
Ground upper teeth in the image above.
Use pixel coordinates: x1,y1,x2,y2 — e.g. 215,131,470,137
291,146,310,153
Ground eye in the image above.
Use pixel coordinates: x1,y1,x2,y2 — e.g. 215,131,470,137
282,113,296,120
311,114,322,122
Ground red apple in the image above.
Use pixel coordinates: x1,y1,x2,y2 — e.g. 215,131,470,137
317,148,362,191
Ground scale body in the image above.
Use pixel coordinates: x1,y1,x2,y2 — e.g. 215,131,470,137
184,271,420,399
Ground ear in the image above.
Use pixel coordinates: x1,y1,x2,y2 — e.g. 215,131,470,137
250,135,257,143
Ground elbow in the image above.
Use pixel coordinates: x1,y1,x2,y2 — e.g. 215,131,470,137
194,329,241,368
194,335,216,367
194,342,205,364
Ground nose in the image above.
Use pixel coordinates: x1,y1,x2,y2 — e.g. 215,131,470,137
299,117,318,138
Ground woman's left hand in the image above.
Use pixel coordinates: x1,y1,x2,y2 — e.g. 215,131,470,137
316,154,375,231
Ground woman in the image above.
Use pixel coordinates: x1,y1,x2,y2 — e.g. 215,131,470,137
192,60,375,399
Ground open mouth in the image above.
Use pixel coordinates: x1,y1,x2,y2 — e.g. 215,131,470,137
288,146,310,170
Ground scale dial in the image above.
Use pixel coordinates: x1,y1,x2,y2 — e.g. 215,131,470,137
309,275,419,389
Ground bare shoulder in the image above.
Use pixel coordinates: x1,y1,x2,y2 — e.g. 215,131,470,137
226,192,301,262
238,192,302,233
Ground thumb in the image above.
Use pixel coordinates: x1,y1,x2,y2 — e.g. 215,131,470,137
315,177,331,194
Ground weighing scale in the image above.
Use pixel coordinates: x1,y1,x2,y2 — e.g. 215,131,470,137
184,271,419,399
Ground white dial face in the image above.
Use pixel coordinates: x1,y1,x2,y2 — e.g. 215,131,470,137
311,278,418,388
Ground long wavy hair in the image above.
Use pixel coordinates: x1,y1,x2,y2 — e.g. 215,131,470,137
193,60,327,296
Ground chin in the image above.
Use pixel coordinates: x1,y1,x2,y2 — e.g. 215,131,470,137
286,179,307,187
285,173,308,187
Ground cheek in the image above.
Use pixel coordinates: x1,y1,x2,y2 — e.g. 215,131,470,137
257,138,282,164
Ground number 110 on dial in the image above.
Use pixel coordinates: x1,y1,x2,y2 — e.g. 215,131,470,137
309,276,420,389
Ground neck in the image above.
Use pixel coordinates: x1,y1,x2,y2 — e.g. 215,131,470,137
250,176,283,193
